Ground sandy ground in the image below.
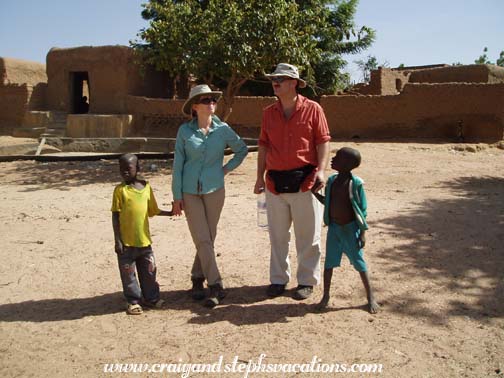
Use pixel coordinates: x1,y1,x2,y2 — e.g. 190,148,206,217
0,138,503,378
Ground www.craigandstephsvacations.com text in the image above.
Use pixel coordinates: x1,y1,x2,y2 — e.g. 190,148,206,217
103,354,383,376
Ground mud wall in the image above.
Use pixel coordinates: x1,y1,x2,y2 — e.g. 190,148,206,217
0,58,48,133
67,114,133,138
126,96,186,137
46,46,170,114
126,96,276,138
225,96,276,137
0,84,47,133
378,68,410,94
126,86,504,142
409,64,504,84
321,83,504,142
357,68,409,95
353,65,504,96
0,85,30,129
1,57,47,86
47,46,125,113
128,67,172,99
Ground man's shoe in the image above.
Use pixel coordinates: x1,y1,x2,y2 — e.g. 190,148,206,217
191,277,206,301
267,284,286,297
293,285,313,300
204,283,226,308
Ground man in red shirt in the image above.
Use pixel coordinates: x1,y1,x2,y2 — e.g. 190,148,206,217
254,63,331,300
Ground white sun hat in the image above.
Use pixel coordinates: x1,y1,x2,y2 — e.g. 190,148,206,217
182,84,223,116
265,63,307,88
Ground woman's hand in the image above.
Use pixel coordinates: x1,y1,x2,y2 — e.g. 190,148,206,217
172,199,184,216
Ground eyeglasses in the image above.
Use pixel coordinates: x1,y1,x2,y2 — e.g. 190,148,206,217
271,77,293,84
197,97,219,105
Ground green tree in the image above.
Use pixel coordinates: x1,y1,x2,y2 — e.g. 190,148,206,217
496,51,504,67
309,0,375,94
354,55,388,83
133,0,374,119
475,47,504,67
475,47,492,64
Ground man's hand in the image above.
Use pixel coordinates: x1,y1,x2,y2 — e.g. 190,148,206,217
172,199,184,216
114,239,124,255
254,177,265,194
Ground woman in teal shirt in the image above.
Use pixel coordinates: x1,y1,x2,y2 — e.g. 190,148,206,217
172,84,248,308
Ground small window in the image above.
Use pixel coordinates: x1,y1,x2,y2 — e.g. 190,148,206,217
395,79,402,92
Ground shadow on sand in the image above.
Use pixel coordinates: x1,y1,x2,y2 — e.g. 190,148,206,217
3,159,172,192
375,175,504,324
0,285,366,324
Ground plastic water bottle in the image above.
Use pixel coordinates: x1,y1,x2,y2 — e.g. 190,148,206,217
257,192,268,229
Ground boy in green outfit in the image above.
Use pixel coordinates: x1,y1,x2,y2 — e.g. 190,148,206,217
312,147,379,313
111,154,172,315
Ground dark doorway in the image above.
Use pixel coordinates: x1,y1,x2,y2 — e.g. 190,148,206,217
70,72,90,114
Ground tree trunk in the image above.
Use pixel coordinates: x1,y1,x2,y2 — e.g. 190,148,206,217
220,76,248,122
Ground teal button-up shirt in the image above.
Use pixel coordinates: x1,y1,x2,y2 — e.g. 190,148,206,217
172,115,248,200
323,173,369,232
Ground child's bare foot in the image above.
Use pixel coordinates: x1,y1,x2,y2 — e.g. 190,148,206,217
315,295,330,310
368,299,379,314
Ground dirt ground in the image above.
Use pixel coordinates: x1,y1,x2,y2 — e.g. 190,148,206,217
0,137,503,378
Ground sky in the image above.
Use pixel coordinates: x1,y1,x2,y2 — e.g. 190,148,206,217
1,0,503,84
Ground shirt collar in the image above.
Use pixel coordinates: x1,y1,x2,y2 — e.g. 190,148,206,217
188,115,223,132
274,94,306,114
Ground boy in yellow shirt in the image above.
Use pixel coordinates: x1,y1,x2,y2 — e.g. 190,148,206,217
111,154,172,315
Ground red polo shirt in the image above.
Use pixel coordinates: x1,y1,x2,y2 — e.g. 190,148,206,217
259,95,331,194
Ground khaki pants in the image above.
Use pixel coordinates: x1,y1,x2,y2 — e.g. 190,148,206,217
183,188,225,286
266,188,322,286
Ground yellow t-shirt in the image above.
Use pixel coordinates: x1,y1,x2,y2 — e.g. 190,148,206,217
111,182,160,247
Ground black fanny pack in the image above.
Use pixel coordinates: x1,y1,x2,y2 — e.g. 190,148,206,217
268,165,315,193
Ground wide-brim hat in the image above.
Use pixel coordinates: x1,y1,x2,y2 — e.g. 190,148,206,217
265,63,307,88
182,84,223,116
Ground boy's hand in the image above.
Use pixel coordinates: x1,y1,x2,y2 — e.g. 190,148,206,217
358,232,366,248
311,177,325,205
115,239,124,255
312,173,325,193
311,180,321,194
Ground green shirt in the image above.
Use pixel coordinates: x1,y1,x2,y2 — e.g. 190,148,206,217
172,115,248,200
323,173,369,231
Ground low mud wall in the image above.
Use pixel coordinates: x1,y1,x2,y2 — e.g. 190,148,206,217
128,85,503,142
321,83,504,142
67,114,133,138
126,96,276,138
0,84,47,134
